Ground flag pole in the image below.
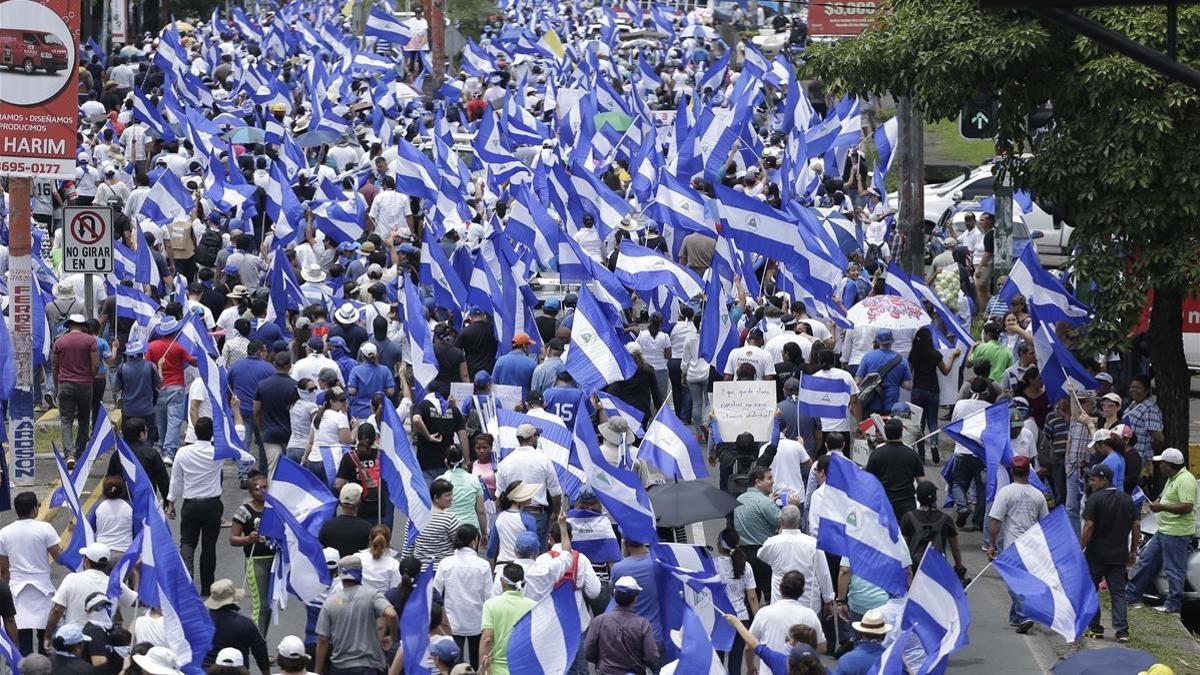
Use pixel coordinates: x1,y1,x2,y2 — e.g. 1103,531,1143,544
908,402,992,448
964,559,996,591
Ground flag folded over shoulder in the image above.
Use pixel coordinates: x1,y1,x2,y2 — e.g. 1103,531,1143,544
507,583,582,675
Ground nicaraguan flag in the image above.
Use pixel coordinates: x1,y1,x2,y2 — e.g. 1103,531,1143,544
614,239,704,300
653,543,736,656
797,371,853,420
668,606,724,675
697,49,730,94
139,170,195,224
874,117,899,178
871,628,917,675
507,583,582,675
884,263,975,348
401,565,436,675
364,5,413,44
175,315,256,465
939,400,1014,501
420,228,470,313
309,199,364,245
566,509,621,563
648,170,711,236
993,508,1098,642
638,400,707,480
52,442,94,571
573,413,658,545
594,392,646,440
496,409,585,503
902,547,970,674
562,285,637,394
260,492,333,607
51,413,117,508
813,454,911,595
698,269,739,372
269,457,336,537
998,245,1090,325
1032,314,1099,403
379,396,433,542
400,277,440,396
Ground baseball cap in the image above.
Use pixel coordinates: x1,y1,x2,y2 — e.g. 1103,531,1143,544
80,542,111,563
891,401,910,415
613,576,643,594
277,635,307,659
1095,372,1114,384
306,336,325,352
323,547,340,570
1152,448,1186,465
56,624,91,646
512,333,534,347
543,298,561,312
1099,392,1123,406
515,532,540,557
1089,464,1114,481
360,342,378,357
874,328,894,344
340,482,364,506
328,336,348,349
429,637,462,663
516,423,538,439
1011,455,1031,470
1088,429,1113,448
473,370,492,386
339,555,363,582
215,648,244,667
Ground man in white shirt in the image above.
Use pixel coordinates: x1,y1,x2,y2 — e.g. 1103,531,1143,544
746,570,826,669
495,424,564,549
44,543,136,645
0,491,64,654
950,378,992,535
757,506,834,614
291,337,345,386
765,319,816,364
167,414,245,596
368,175,414,243
573,214,604,264
433,525,495,668
723,328,775,380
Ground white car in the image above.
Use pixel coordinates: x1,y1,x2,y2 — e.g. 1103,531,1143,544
891,162,1075,268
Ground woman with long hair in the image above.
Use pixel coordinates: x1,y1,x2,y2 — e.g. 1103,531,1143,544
230,471,274,636
91,475,132,567
356,524,402,594
305,386,352,485
715,527,759,674
485,481,539,566
907,326,961,463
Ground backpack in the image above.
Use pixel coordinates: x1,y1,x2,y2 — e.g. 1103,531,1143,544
51,299,80,338
864,242,884,274
194,229,223,267
725,451,758,497
348,450,381,503
904,509,949,565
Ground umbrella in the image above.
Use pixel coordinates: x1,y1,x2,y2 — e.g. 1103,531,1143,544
227,127,266,145
678,24,717,39
594,112,632,132
846,294,931,330
648,480,738,528
294,129,343,148
1051,647,1157,675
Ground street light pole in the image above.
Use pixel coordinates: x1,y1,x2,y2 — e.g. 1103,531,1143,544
7,177,36,486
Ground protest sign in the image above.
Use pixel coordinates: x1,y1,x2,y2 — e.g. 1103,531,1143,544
712,381,776,441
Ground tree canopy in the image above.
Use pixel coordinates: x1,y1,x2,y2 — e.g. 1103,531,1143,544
804,1,1200,447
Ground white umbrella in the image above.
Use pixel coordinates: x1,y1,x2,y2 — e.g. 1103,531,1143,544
679,24,717,39
846,294,931,330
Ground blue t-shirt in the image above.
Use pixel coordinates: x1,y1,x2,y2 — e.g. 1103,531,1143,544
96,337,111,376
856,349,912,414
116,358,158,417
610,553,662,643
347,363,395,419
254,373,299,444
249,319,284,346
228,356,275,417
492,350,537,394
542,386,587,426
1102,451,1126,497
835,640,886,675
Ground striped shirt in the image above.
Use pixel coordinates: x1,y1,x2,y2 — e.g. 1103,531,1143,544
1124,398,1163,461
404,511,461,570
1065,418,1092,475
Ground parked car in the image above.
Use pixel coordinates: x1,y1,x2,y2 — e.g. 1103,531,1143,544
0,28,69,75
891,161,1075,267
1137,503,1200,605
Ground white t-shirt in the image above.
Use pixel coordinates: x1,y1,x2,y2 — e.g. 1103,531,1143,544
715,554,756,620
183,378,212,444
289,399,320,450
52,568,131,626
308,409,350,461
749,598,824,668
133,613,170,649
94,498,134,551
723,345,774,379
636,330,672,371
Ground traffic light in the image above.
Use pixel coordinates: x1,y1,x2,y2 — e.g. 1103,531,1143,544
960,95,998,140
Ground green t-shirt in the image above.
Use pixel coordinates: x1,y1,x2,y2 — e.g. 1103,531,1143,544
734,489,781,546
972,340,1015,383
481,590,535,675
1158,469,1198,537
440,467,483,528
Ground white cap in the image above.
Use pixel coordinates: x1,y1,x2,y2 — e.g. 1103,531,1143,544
1152,448,1186,465
614,576,643,593
360,342,378,357
215,648,244,667
1087,429,1112,448
277,634,307,659
516,423,538,440
79,542,111,563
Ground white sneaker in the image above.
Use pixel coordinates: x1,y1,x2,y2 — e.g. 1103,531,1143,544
163,455,174,467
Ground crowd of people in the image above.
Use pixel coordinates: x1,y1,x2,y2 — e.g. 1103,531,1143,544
0,0,1194,673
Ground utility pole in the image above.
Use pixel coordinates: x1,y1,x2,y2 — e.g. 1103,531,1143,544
896,97,925,277
427,0,446,88
994,162,1014,278
7,178,36,487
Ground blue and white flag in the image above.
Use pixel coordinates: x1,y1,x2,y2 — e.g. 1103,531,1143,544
696,49,730,94
51,412,117,508
420,228,470,313
562,286,637,394
669,606,724,675
52,442,94,571
309,199,364,245
812,454,910,596
365,5,414,44
594,392,646,440
139,170,195,224
392,138,440,200
260,492,332,608
652,543,735,655
175,316,255,465
496,409,585,503
874,117,899,178
566,509,621,563
697,269,738,372
939,401,1013,501
998,245,1089,325
797,371,853,420
638,400,707,480
269,457,337,537
573,414,658,545
648,170,711,236
401,565,436,675
884,263,975,348
870,628,917,675
508,583,583,675
902,547,970,675
265,247,305,336
613,240,704,300
107,530,144,603
993,508,1098,642
400,277,440,395
1032,315,1099,404
378,396,433,543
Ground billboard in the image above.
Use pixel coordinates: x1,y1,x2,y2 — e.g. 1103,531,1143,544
808,1,880,37
0,0,80,179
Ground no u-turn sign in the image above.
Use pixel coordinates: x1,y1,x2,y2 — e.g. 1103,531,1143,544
62,205,114,273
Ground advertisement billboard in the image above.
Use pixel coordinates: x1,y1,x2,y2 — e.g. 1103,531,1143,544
808,1,880,38
0,0,80,179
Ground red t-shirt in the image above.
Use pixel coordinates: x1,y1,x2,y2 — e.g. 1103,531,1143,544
53,331,97,385
145,338,197,387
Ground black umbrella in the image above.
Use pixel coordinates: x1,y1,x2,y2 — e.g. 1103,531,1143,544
1051,647,1157,675
648,480,739,528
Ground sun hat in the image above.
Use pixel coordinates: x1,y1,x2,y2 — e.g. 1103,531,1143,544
132,646,183,675
506,482,541,503
851,608,892,636
203,579,245,610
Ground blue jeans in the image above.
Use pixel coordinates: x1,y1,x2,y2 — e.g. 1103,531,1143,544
667,359,691,424
240,422,264,479
155,385,186,460
1065,469,1086,536
527,508,549,552
951,453,985,531
1126,532,1190,612
1008,589,1026,625
910,387,940,459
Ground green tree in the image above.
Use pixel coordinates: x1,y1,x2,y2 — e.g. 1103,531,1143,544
805,1,1200,450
